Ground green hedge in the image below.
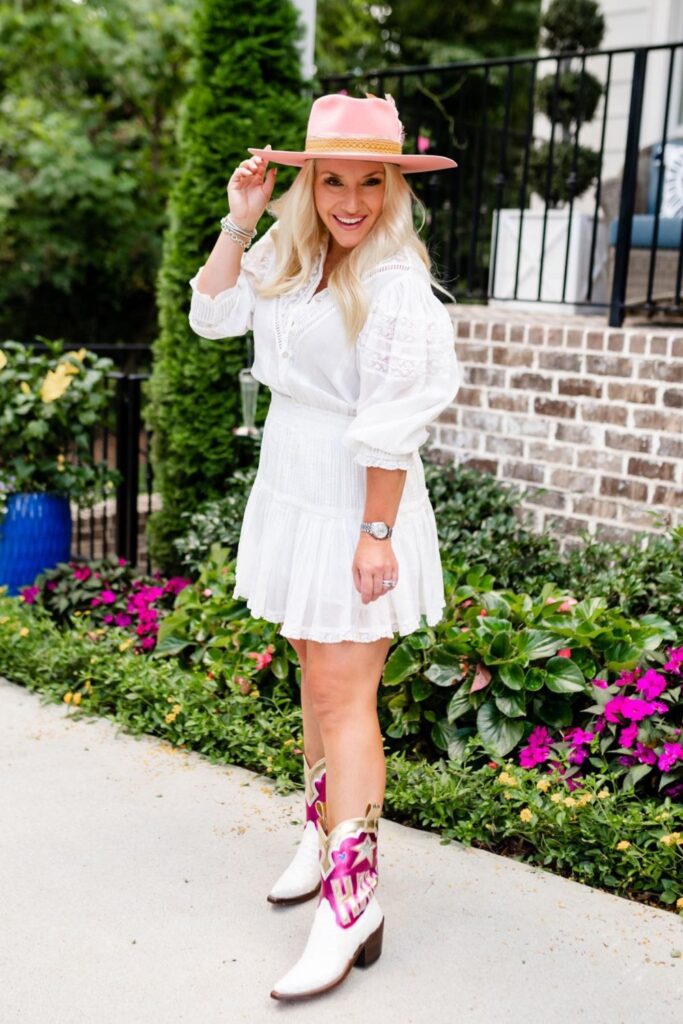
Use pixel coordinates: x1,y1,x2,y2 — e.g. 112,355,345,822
145,0,310,572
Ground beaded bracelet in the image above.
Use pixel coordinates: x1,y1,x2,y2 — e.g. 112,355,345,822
220,213,257,249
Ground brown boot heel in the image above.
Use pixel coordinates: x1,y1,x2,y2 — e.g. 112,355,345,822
353,918,384,969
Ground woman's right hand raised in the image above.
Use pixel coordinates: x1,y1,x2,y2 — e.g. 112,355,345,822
227,145,277,232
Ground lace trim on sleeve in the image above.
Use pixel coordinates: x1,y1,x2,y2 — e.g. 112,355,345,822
357,307,455,379
354,446,414,470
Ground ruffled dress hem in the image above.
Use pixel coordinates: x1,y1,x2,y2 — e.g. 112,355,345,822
230,588,446,644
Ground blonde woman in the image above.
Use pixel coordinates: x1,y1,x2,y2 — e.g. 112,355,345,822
188,92,460,1002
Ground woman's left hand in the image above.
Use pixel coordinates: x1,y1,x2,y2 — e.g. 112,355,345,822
352,535,399,605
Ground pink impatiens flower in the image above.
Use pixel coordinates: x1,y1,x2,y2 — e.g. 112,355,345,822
73,566,91,582
663,645,683,674
246,649,273,671
618,722,639,749
658,742,683,773
633,669,667,701
100,590,117,605
20,585,40,605
518,725,553,768
604,695,667,723
557,648,572,658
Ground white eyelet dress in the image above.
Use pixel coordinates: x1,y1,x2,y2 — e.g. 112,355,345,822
188,225,461,644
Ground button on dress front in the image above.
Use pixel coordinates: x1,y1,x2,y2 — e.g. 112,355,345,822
188,224,461,643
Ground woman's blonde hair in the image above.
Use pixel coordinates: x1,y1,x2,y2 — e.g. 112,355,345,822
253,159,453,344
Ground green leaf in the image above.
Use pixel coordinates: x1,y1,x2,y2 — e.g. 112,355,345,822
383,642,421,685
476,701,525,757
447,687,472,723
498,662,525,690
544,656,585,693
494,692,526,717
518,629,561,662
411,677,432,702
424,661,463,687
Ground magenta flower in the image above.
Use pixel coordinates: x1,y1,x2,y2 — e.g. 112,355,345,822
100,590,117,605
518,724,552,767
46,580,57,591
658,742,683,773
593,716,607,734
634,742,657,765
616,667,641,688
20,585,40,605
569,747,589,766
634,669,667,701
164,577,191,596
564,727,594,746
592,677,609,689
618,722,639,749
118,557,127,566
663,646,683,673
114,612,132,628
604,695,665,723
417,134,430,153
103,613,115,624
140,635,156,651
73,566,91,582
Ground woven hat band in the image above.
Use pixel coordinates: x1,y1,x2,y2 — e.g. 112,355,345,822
305,136,403,156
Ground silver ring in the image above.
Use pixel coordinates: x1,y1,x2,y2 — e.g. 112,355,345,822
381,579,396,588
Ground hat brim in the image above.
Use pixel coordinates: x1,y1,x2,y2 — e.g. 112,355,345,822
247,147,457,174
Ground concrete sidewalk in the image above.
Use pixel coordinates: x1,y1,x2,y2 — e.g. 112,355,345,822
0,675,680,1024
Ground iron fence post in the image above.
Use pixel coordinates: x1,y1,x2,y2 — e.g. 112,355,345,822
609,48,648,327
115,374,142,565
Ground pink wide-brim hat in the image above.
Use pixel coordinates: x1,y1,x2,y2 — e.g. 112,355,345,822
247,92,457,174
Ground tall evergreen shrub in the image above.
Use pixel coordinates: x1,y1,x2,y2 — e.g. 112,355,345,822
146,0,310,571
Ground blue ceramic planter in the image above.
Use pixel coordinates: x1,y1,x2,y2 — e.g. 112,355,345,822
0,493,72,596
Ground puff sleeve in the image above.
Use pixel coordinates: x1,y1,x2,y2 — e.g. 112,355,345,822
188,224,276,339
341,270,461,470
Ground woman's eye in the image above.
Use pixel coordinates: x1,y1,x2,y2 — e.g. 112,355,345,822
324,178,341,186
364,178,381,186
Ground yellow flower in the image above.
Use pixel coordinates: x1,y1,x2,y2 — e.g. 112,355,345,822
90,655,97,664
503,790,513,800
616,840,631,851
597,789,610,800
563,796,577,807
660,832,683,847
520,808,533,822
677,897,683,910
536,779,550,792
550,793,563,803
497,771,518,787
63,691,73,704
72,692,82,706
0,349,7,370
19,626,29,637
164,711,177,724
84,680,93,694
576,792,593,806
20,381,31,395
40,363,74,404
119,638,133,652
250,688,260,698
172,703,181,714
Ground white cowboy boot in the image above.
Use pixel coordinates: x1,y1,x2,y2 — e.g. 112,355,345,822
270,800,384,1001
267,754,327,905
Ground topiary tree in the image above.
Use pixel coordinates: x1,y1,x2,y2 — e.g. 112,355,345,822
145,0,310,572
528,0,606,207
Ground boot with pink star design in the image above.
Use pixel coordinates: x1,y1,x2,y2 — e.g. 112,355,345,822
267,754,327,905
270,800,384,1000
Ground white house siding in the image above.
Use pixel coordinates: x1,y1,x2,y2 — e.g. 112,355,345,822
535,0,683,206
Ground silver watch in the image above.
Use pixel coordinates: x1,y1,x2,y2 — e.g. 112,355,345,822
360,520,393,540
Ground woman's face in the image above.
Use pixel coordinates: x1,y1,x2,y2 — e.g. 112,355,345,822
313,159,386,253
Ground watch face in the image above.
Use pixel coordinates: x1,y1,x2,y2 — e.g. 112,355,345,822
372,522,389,538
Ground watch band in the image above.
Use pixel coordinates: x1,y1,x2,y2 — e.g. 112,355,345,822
360,520,393,540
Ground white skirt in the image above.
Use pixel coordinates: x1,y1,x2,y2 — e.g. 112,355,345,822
232,390,447,644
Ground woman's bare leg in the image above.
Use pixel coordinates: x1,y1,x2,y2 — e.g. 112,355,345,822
287,637,324,766
305,636,392,829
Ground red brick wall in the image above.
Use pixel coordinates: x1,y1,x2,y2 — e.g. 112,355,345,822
434,311,683,547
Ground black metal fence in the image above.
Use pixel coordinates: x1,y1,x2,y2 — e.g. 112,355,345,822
70,370,153,572
321,40,683,326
